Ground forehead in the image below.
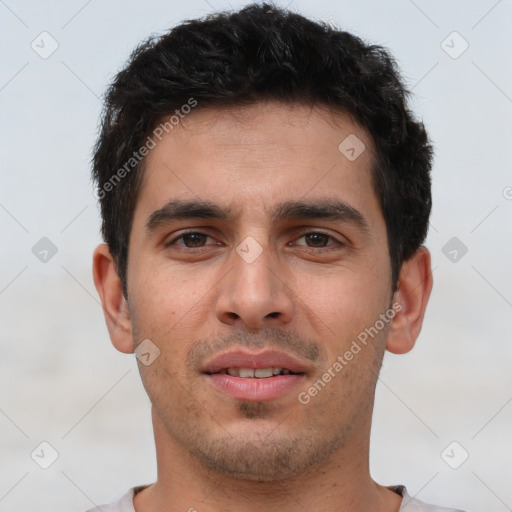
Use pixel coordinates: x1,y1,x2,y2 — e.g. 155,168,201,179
134,102,381,229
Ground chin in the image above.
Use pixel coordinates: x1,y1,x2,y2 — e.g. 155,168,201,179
184,426,341,483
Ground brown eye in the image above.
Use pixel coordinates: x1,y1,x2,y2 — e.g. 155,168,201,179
165,231,215,250
294,231,341,249
180,233,209,247
304,233,330,247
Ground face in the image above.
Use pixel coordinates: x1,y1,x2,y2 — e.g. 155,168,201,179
125,102,395,481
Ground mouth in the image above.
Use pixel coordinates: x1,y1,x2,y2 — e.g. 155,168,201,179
202,350,308,401
206,367,302,378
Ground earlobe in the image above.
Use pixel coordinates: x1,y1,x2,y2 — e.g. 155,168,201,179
386,247,433,355
92,244,135,354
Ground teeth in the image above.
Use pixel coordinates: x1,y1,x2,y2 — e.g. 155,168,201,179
222,367,291,378
254,368,273,378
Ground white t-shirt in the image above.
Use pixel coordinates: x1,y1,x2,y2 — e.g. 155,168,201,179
87,484,465,511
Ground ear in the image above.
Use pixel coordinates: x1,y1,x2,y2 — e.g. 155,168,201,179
92,243,134,354
386,246,433,355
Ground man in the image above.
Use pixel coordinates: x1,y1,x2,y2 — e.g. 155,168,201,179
90,3,464,511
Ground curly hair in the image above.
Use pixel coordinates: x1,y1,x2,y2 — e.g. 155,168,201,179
92,2,433,298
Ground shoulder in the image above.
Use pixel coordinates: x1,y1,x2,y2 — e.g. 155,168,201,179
393,485,467,512
85,487,137,512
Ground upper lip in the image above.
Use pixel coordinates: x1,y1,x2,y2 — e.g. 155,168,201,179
202,349,309,374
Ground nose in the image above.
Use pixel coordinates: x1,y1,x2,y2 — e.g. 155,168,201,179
215,239,294,330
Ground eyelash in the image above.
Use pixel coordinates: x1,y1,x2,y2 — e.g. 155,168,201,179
164,230,344,252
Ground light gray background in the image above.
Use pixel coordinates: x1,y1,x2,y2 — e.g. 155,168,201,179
1,0,511,510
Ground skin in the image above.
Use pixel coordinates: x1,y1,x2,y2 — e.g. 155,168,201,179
93,101,433,512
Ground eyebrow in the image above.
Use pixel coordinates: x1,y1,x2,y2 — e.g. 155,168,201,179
145,198,370,235
146,199,231,233
269,199,370,234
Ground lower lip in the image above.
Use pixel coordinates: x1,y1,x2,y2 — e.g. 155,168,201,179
205,374,304,401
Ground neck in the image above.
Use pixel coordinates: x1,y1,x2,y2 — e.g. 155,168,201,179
133,407,402,512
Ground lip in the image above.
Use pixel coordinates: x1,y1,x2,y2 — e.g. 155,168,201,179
202,349,310,402
202,349,309,374
206,373,305,401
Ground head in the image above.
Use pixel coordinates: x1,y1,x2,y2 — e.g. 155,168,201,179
92,3,433,482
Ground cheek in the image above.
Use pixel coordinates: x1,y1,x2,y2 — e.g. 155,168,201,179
130,259,202,324
128,261,218,369
294,264,388,342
